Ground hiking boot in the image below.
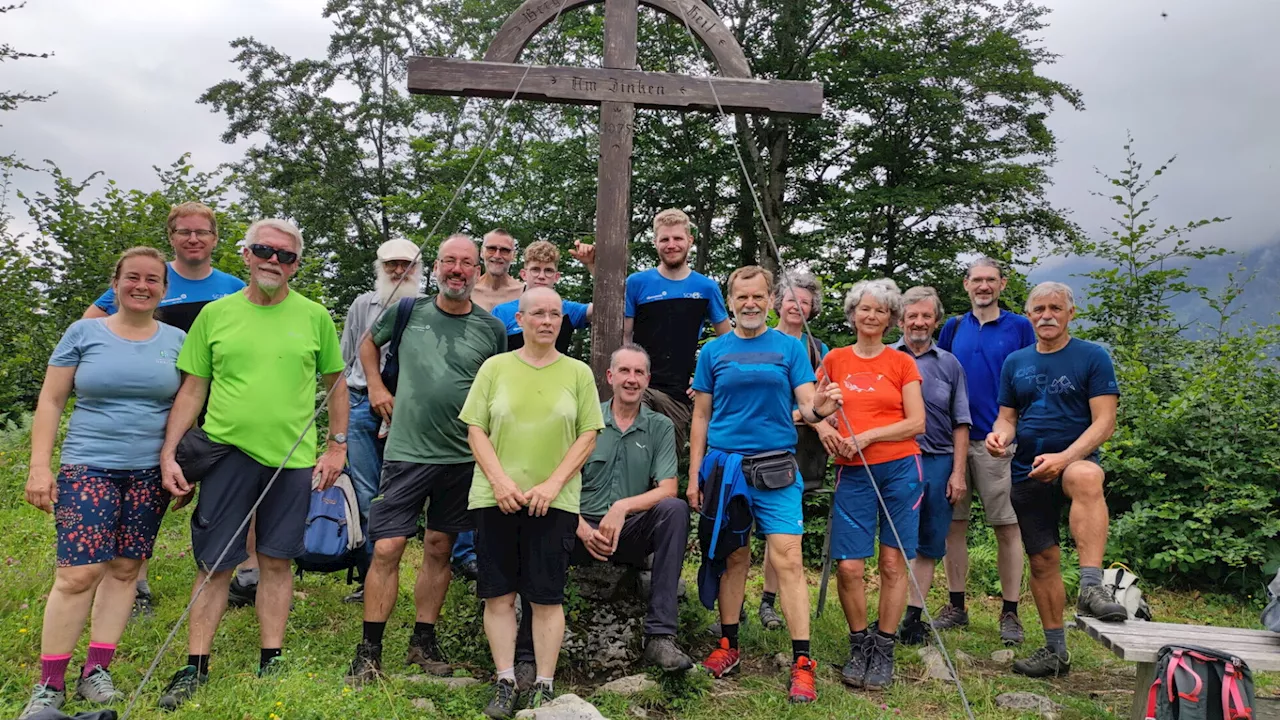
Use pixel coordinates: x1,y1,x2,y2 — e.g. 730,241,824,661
483,678,519,719
343,585,365,604
931,603,969,630
840,629,871,688
757,601,784,631
999,611,1025,646
75,665,123,704
18,683,65,719
525,681,553,709
453,558,479,582
258,655,284,678
514,660,537,693
699,638,740,678
406,633,452,676
898,617,929,646
158,665,207,711
227,572,258,609
863,632,897,690
1077,584,1128,622
346,641,383,687
788,656,818,704
1012,645,1071,678
642,634,694,672
132,588,155,618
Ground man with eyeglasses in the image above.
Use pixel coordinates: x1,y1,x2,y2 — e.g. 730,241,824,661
156,218,349,708
82,202,245,618
472,229,524,312
346,234,507,686
490,240,593,354
337,238,425,603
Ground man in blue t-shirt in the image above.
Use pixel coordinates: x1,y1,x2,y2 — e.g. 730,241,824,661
935,257,1035,644
986,281,1125,680
81,202,245,618
490,240,592,355
625,209,731,449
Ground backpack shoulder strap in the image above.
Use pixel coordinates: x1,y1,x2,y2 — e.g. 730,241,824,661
387,296,417,357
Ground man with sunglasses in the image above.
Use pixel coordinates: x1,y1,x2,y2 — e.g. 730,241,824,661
156,218,348,708
82,202,245,618
473,229,524,312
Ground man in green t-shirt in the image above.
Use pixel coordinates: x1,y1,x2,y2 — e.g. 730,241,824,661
345,234,507,686
157,218,349,708
460,286,604,718
511,343,693,686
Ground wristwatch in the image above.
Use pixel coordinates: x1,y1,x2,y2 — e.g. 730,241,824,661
329,432,347,445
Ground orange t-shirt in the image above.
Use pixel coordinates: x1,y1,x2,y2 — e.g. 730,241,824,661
820,346,922,466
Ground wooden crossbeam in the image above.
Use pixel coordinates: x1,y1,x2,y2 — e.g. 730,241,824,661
408,57,823,116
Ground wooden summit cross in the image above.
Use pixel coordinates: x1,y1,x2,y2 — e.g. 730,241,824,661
407,0,823,384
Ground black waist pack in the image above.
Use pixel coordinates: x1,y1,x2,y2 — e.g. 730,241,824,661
743,450,798,491
175,427,234,484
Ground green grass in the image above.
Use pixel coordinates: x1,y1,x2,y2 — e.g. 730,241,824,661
0,422,1274,719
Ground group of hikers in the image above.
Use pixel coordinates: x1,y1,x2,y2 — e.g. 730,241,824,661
18,202,1133,718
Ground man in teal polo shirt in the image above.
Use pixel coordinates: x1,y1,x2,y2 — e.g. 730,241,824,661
512,343,693,685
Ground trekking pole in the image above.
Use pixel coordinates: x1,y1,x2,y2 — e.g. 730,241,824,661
815,488,836,617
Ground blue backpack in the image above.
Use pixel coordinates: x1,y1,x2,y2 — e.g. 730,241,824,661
296,484,357,577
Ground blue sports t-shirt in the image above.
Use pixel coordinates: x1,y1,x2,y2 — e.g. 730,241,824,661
692,328,816,456
997,337,1120,483
938,309,1036,437
50,319,186,469
94,265,245,333
626,268,729,400
491,297,590,354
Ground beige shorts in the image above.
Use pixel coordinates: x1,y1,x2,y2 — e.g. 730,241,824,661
951,440,1019,526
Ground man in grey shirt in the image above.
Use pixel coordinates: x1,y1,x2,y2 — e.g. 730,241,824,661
340,238,423,602
891,286,972,645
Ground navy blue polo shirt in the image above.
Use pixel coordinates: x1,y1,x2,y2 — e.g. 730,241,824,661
893,341,972,455
938,309,1035,437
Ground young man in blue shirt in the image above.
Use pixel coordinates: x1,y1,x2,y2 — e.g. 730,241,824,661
987,282,1126,679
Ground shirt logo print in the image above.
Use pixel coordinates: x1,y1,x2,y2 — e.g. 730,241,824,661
635,442,646,449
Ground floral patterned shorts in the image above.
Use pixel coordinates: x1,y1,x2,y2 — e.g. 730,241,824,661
55,465,169,567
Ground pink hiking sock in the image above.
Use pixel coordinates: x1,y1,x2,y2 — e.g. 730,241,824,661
40,654,72,691
84,642,117,675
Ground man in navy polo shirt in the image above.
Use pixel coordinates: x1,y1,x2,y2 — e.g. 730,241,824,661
936,257,1034,645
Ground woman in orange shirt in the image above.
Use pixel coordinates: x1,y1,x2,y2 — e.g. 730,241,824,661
821,278,925,691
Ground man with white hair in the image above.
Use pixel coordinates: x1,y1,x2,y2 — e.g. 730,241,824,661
156,218,349,708
472,229,524,312
987,281,1125,679
338,238,425,602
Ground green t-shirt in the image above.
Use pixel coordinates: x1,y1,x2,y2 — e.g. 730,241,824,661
373,298,507,464
578,401,679,520
178,290,344,468
459,353,605,513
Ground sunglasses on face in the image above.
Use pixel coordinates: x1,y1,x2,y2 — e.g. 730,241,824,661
248,243,299,265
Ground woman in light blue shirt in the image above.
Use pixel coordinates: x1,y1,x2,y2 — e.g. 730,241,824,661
19,247,186,719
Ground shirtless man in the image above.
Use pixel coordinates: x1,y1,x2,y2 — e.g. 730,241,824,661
472,230,524,312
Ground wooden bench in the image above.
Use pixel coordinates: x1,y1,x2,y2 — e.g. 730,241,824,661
1076,615,1280,719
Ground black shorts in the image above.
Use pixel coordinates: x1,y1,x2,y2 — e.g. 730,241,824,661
191,446,311,572
368,461,474,542
475,506,577,605
1010,452,1101,556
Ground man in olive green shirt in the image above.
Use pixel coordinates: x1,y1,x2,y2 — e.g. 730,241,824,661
513,343,694,681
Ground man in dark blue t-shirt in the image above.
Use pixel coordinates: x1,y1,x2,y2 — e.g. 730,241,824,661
986,281,1125,680
625,209,731,449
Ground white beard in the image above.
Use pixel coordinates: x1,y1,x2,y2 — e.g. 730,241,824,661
376,270,421,305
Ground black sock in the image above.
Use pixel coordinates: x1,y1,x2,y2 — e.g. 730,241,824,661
721,623,739,650
413,621,435,640
876,626,897,640
363,621,387,647
905,605,923,625
791,639,810,663
187,654,210,675
1002,599,1019,615
761,591,777,607
259,648,281,670
949,591,965,610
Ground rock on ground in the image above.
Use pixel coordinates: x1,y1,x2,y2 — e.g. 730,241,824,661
995,692,1062,715
917,646,956,682
514,693,607,720
412,698,436,712
990,649,1016,663
597,674,657,696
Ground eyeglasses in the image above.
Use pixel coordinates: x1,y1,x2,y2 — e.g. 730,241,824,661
483,245,514,256
248,243,299,265
173,229,215,239
438,257,478,270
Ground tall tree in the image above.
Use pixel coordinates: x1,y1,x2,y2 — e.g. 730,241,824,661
0,2,54,118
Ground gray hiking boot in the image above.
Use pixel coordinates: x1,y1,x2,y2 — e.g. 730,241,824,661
757,601,784,631
999,611,1025,646
514,660,537,693
483,678,519,719
75,665,123,704
863,632,897,690
525,681,554,710
345,641,383,687
406,633,452,676
840,629,872,688
931,603,970,630
18,683,65,719
158,665,207,711
1077,584,1128,622
132,588,155,618
642,634,694,672
1012,645,1071,678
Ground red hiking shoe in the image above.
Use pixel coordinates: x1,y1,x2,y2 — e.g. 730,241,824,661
789,656,818,704
700,638,740,678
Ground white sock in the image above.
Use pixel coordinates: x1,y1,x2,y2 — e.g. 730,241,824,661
535,676,554,692
496,667,515,683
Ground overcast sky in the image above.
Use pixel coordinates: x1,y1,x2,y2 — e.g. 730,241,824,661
2,0,1277,251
